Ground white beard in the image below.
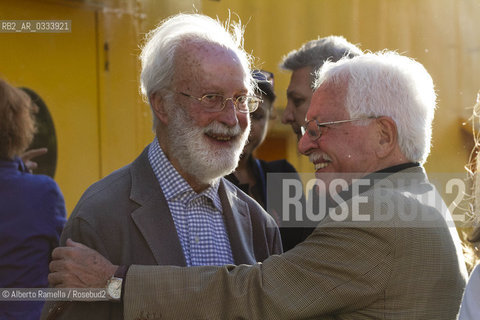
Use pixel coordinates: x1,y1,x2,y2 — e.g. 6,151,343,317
166,104,250,185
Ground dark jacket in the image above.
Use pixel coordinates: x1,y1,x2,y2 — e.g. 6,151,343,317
226,157,314,251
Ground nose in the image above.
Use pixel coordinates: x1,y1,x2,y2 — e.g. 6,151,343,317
281,103,294,124
217,99,239,127
298,129,317,156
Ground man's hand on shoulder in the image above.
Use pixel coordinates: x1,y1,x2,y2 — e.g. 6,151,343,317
48,238,118,288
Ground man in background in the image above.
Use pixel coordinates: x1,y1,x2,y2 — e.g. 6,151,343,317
277,36,363,236
281,35,362,140
226,70,306,251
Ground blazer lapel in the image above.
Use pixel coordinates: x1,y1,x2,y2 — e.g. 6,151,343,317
219,180,256,265
129,148,186,266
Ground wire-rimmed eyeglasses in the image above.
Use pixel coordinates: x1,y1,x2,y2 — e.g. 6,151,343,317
300,117,377,141
174,91,263,113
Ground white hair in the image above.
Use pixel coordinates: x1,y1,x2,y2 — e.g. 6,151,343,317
139,13,254,128
314,51,436,164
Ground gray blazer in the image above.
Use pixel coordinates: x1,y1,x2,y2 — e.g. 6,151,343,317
123,166,467,320
41,147,282,320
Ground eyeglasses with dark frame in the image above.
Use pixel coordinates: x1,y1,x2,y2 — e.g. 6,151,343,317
174,90,263,113
301,116,378,141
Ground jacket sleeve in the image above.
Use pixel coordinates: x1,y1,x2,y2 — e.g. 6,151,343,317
41,214,120,320
267,219,283,255
123,222,393,320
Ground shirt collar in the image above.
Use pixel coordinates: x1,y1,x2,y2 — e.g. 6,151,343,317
330,162,421,205
148,138,222,210
0,157,27,172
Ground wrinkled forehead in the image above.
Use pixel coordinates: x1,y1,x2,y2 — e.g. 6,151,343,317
172,40,250,91
306,81,348,121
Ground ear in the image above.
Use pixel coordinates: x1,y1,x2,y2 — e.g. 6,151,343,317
374,117,398,159
151,92,169,125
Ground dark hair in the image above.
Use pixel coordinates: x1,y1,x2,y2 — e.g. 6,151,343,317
280,35,362,84
252,69,276,104
0,79,36,159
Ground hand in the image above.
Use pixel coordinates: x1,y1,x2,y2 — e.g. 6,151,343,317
21,148,47,173
49,239,118,288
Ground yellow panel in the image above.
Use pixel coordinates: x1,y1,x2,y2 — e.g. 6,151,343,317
97,9,150,175
0,0,100,214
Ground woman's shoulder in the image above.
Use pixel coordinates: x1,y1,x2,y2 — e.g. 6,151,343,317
12,172,62,198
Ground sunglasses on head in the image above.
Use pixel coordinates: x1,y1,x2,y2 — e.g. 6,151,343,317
252,69,274,86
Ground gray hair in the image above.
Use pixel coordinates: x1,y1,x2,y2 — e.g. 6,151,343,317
280,35,362,84
314,51,436,164
139,13,254,128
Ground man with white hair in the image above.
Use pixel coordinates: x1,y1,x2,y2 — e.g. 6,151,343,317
41,13,281,320
49,51,467,319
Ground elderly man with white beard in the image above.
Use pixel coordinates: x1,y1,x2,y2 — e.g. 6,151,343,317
41,13,282,320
